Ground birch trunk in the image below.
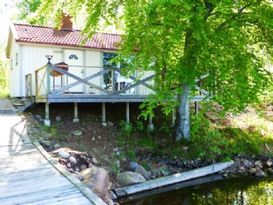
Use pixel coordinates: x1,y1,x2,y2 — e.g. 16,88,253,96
176,84,190,141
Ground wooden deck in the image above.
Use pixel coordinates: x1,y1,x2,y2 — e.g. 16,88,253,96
0,115,96,205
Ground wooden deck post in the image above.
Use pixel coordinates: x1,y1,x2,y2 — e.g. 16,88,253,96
44,103,51,126
148,114,154,131
102,103,107,126
126,102,130,123
73,102,79,123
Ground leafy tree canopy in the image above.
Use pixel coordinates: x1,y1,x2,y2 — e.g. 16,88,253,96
18,0,273,139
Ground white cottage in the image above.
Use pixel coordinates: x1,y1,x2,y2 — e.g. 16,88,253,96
6,18,155,125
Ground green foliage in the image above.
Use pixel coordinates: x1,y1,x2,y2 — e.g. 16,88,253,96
119,120,133,136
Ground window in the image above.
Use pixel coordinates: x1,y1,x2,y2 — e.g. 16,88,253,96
68,54,78,60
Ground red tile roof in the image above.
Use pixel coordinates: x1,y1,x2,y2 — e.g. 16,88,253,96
12,23,121,50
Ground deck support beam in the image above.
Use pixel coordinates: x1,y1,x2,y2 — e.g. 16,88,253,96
102,103,106,126
73,102,79,123
126,102,130,123
44,103,51,126
148,114,154,131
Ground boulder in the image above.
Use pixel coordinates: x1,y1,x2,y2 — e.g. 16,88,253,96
81,167,113,204
255,168,266,178
248,167,257,175
267,168,273,174
254,160,263,169
117,171,146,186
39,139,51,147
55,115,62,122
69,156,77,165
135,165,151,180
58,151,70,159
72,130,83,137
128,162,139,172
266,160,273,167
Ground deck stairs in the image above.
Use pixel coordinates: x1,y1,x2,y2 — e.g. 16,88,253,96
9,97,34,113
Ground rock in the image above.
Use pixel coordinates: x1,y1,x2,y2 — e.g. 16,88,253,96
160,167,171,176
81,164,87,170
248,167,257,175
117,171,146,186
39,139,51,147
254,160,263,169
82,167,112,204
107,121,114,127
135,165,151,180
267,168,273,174
58,151,70,159
92,157,98,165
128,162,139,172
242,159,253,169
69,156,77,164
53,143,61,149
72,130,82,137
255,168,266,178
266,160,273,167
182,146,189,152
55,115,62,122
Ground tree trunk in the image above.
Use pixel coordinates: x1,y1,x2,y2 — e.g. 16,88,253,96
176,84,190,141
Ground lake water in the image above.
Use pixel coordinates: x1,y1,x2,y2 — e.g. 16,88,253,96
119,176,273,205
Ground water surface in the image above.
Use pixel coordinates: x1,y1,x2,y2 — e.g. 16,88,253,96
120,177,273,205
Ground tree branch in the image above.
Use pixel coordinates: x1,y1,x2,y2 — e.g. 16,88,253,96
217,3,253,31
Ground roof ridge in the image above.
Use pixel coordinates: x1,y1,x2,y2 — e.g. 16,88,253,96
12,22,121,36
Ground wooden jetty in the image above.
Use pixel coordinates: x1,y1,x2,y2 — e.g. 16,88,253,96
0,114,104,205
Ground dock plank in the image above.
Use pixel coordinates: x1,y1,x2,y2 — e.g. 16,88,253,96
0,115,98,205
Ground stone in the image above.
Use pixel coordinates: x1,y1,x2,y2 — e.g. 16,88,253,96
160,167,171,177
182,146,189,152
72,130,83,137
242,159,253,169
267,168,273,174
135,165,151,180
266,160,273,167
55,115,62,122
116,171,146,186
58,151,70,159
92,157,98,165
81,167,112,203
248,167,257,175
255,168,266,178
107,121,114,127
69,156,77,165
81,164,87,170
128,162,139,172
254,160,263,169
53,143,61,149
66,163,72,168
39,139,51,147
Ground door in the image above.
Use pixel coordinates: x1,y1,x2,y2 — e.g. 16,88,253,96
51,51,63,91
64,50,84,93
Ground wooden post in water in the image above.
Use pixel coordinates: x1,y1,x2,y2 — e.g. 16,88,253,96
102,103,106,126
73,102,79,122
126,102,130,123
44,103,51,126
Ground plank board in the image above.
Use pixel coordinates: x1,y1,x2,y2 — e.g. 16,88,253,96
0,115,98,205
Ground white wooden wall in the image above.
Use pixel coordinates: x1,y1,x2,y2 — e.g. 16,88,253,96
9,42,154,97
9,38,20,97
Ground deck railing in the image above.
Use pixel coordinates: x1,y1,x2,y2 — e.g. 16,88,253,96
35,63,155,99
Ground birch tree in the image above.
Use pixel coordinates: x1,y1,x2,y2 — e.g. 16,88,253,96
19,0,273,141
